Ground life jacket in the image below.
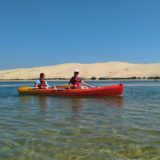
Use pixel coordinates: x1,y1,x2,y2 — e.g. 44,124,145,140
39,79,47,88
74,77,81,86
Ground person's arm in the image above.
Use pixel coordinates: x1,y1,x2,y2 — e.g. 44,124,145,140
46,81,50,88
68,77,74,89
68,83,72,89
34,80,40,88
81,81,94,88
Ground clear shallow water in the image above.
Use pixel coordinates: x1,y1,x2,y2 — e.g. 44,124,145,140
0,81,160,160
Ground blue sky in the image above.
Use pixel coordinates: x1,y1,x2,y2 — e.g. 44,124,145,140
0,0,160,69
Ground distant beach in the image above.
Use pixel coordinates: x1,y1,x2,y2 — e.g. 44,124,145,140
0,62,160,80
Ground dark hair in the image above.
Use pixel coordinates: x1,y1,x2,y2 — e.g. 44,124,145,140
40,73,45,77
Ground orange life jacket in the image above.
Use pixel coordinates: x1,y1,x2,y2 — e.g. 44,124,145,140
39,79,47,88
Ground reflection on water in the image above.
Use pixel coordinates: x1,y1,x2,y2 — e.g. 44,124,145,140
94,96,124,108
38,96,50,112
19,95,124,114
69,98,84,118
19,95,51,112
19,95,33,105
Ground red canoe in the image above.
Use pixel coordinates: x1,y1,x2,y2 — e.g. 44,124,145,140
18,84,124,97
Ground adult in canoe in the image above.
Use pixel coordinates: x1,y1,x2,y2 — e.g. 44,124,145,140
34,73,49,89
69,69,92,89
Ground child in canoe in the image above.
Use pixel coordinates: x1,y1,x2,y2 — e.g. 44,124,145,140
35,73,50,89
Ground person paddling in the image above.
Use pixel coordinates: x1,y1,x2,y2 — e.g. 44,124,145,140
69,69,92,89
35,73,49,89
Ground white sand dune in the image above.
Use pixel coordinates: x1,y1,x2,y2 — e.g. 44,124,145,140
0,62,160,80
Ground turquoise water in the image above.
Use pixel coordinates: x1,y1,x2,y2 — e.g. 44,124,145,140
0,81,160,160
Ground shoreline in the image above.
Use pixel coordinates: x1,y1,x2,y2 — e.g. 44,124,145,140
0,79,159,82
